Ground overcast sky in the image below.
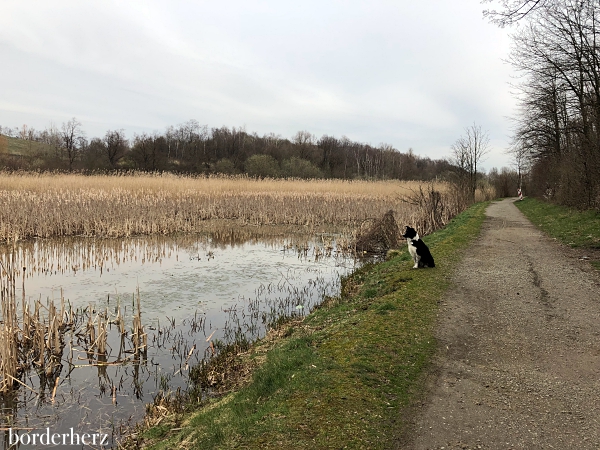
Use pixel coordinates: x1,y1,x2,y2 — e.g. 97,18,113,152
0,0,516,170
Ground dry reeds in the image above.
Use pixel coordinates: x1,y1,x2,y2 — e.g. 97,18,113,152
131,288,147,359
0,172,450,242
0,258,152,395
0,262,19,392
0,258,69,393
354,210,400,254
401,183,467,236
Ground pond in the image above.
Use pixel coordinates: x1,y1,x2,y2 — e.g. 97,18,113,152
0,229,358,448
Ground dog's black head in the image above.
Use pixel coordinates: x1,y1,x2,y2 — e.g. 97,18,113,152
402,226,417,239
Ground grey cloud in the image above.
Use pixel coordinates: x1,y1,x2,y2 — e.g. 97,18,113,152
0,0,516,169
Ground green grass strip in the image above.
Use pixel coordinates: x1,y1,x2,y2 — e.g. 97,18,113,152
515,198,600,249
140,202,489,450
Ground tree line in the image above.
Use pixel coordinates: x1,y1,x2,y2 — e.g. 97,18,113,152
488,0,600,209
0,120,455,181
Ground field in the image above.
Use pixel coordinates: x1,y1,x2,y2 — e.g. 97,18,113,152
0,135,53,159
0,173,470,243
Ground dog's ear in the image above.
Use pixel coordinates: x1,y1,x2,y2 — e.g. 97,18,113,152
402,226,415,237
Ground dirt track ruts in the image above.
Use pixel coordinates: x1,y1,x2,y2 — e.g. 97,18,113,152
404,198,600,449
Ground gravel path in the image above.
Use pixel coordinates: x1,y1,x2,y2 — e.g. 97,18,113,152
404,198,600,450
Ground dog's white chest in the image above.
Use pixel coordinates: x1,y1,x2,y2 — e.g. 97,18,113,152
407,239,418,259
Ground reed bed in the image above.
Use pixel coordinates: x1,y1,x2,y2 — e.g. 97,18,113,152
0,260,153,395
0,257,69,393
0,172,455,242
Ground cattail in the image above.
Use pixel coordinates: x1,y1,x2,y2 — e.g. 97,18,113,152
0,173,464,242
51,376,59,403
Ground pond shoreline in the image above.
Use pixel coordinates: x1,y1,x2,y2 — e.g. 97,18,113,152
0,228,357,448
128,202,489,449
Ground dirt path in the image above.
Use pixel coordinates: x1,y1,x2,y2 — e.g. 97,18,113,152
404,198,600,450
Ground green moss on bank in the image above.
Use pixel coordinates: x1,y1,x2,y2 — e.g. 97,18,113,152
138,202,489,449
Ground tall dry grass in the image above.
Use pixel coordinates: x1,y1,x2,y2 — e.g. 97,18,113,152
0,172,460,242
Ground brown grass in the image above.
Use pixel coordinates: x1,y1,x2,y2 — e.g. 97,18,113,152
0,172,460,242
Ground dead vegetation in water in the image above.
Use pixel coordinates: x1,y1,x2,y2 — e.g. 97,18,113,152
0,262,210,444
0,233,353,446
0,257,70,394
354,210,400,254
122,316,308,449
0,260,152,395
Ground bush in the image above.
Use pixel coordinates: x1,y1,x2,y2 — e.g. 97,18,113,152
213,158,237,175
245,154,280,178
281,157,323,179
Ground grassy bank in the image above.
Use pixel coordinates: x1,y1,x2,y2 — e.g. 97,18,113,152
1,134,53,157
133,202,489,449
515,197,600,269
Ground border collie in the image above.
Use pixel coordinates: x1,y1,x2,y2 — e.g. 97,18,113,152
401,226,435,268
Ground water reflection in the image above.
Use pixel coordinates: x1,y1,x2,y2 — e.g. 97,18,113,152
0,228,356,448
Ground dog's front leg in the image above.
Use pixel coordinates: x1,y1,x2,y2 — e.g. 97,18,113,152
413,255,420,269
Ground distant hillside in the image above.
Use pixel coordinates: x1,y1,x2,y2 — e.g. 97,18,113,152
0,134,53,157
0,134,57,170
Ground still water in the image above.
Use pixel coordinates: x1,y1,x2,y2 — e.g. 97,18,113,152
0,230,357,448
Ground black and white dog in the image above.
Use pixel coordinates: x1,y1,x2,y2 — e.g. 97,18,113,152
401,226,435,268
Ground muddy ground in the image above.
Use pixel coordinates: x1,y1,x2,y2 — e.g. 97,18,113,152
403,198,600,449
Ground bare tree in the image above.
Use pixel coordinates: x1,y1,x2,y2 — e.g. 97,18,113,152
61,117,85,170
43,123,63,159
18,124,29,140
451,123,490,202
104,129,128,169
131,132,167,171
293,130,316,160
504,0,600,206
508,142,531,190
482,0,556,27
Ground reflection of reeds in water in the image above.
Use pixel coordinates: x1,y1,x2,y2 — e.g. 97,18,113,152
0,233,353,444
1,229,352,282
1,237,351,393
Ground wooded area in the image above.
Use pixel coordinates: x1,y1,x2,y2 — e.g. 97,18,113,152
492,0,600,209
0,121,455,181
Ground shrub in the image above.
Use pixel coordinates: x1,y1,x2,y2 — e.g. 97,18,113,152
281,157,323,179
213,158,237,175
245,155,280,178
